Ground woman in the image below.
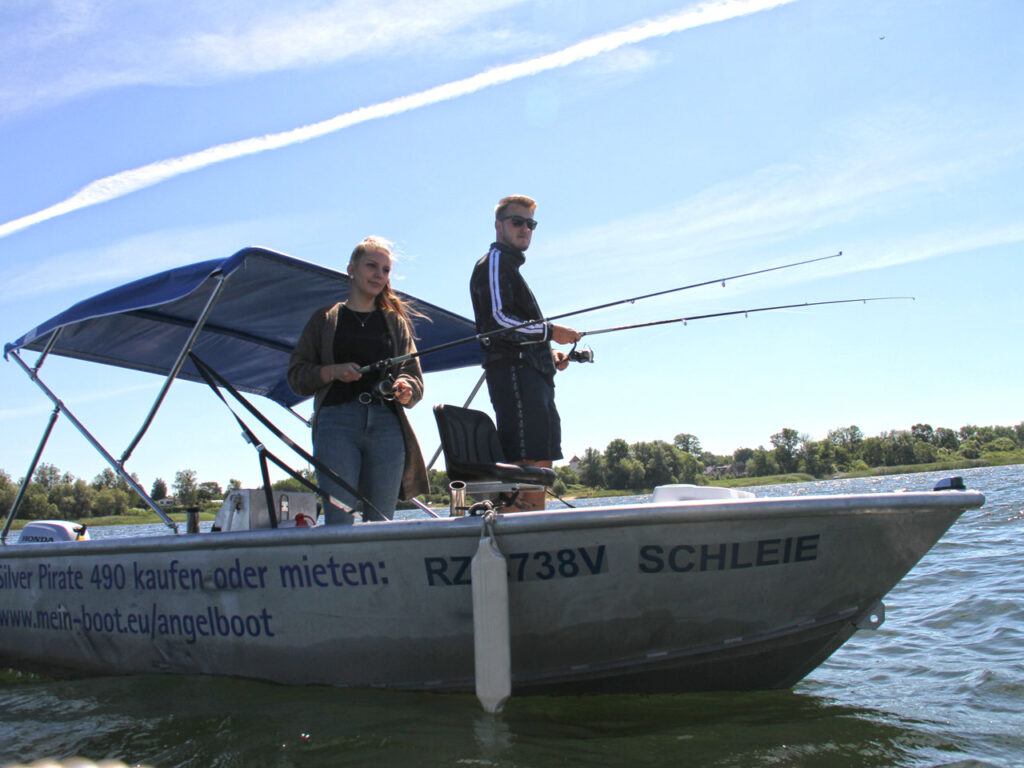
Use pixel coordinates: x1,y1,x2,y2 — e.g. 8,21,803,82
288,237,428,524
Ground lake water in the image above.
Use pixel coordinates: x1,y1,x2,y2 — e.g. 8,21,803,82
2,465,1021,768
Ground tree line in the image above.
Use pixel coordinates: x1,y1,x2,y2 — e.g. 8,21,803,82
3,422,1021,519
0,466,239,521
572,422,1024,491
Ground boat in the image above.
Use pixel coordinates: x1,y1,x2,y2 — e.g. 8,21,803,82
1,247,985,710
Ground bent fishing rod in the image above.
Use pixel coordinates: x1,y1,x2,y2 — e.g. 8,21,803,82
577,296,915,338
357,250,843,375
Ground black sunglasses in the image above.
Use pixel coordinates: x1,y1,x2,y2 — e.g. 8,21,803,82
501,215,538,230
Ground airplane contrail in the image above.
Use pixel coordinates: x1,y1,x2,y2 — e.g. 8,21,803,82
0,0,794,240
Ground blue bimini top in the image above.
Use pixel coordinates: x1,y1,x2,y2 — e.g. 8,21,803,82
5,246,480,408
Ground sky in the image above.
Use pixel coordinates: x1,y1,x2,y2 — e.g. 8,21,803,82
1,0,1021,493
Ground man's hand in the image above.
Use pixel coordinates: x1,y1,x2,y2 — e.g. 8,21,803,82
553,350,570,371
551,324,581,345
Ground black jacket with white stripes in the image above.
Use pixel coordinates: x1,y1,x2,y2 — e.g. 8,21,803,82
470,241,555,378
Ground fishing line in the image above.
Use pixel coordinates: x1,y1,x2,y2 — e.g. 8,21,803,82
358,251,843,374
578,296,915,337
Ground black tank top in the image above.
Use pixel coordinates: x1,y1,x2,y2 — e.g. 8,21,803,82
321,306,392,406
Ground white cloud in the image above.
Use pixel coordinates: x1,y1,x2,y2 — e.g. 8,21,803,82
542,109,1024,291
0,0,529,115
0,219,279,304
0,0,797,240
0,383,157,424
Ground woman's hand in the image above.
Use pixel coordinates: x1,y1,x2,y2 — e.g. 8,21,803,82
321,362,362,384
392,378,413,405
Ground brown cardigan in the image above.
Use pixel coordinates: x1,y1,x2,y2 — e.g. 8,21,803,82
287,303,428,500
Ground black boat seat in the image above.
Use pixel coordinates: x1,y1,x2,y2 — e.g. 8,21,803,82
433,404,555,487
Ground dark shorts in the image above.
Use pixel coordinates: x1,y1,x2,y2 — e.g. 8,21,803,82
485,362,562,462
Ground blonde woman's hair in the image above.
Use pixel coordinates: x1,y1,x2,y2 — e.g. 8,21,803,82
349,236,427,335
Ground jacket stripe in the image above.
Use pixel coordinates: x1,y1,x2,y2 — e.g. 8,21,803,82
487,247,547,339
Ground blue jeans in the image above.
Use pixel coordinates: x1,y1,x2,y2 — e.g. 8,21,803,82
313,400,405,524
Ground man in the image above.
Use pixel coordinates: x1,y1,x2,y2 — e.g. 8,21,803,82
469,195,580,511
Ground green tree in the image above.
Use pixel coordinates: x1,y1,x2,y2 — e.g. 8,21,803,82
911,423,934,444
604,439,633,488
746,448,778,477
33,463,68,490
634,441,678,487
884,431,916,465
959,439,982,459
92,467,140,494
770,428,800,473
984,437,1016,452
0,470,15,516
861,437,885,467
554,466,578,487
798,438,829,478
271,476,309,493
913,440,937,464
93,488,131,517
46,477,95,519
197,481,224,501
827,425,864,451
68,480,96,518
732,447,754,465
933,427,959,451
151,477,168,500
174,469,199,506
578,448,606,488
623,457,645,489
673,433,702,456
604,439,630,464
2,469,64,520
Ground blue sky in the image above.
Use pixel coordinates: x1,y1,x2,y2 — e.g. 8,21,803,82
1,0,1021,491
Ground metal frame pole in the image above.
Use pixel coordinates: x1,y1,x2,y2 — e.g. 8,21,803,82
120,272,228,464
1,407,61,543
7,350,178,531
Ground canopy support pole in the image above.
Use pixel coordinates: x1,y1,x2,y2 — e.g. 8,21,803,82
32,326,63,372
120,271,228,466
426,371,487,472
7,350,178,532
2,407,61,543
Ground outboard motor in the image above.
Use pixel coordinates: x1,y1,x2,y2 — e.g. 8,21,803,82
18,520,89,543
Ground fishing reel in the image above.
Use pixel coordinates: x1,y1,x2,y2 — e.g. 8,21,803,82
567,343,594,364
373,376,397,400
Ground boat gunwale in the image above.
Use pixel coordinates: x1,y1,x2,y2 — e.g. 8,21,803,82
0,489,985,560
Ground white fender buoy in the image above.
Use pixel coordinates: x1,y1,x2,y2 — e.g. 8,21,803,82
471,533,511,713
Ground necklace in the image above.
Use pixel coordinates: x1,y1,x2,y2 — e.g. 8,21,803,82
345,304,374,327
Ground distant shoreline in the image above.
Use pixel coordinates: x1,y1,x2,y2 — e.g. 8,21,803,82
8,457,1017,530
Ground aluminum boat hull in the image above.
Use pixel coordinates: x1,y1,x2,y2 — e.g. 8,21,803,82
0,490,983,693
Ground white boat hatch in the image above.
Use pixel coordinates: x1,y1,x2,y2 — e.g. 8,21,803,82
652,484,755,502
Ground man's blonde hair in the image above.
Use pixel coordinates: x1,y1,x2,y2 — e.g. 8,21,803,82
495,195,536,220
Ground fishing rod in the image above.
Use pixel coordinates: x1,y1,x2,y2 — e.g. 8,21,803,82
578,296,915,338
358,250,843,375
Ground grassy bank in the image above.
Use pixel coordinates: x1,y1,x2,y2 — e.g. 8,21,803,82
6,508,218,530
